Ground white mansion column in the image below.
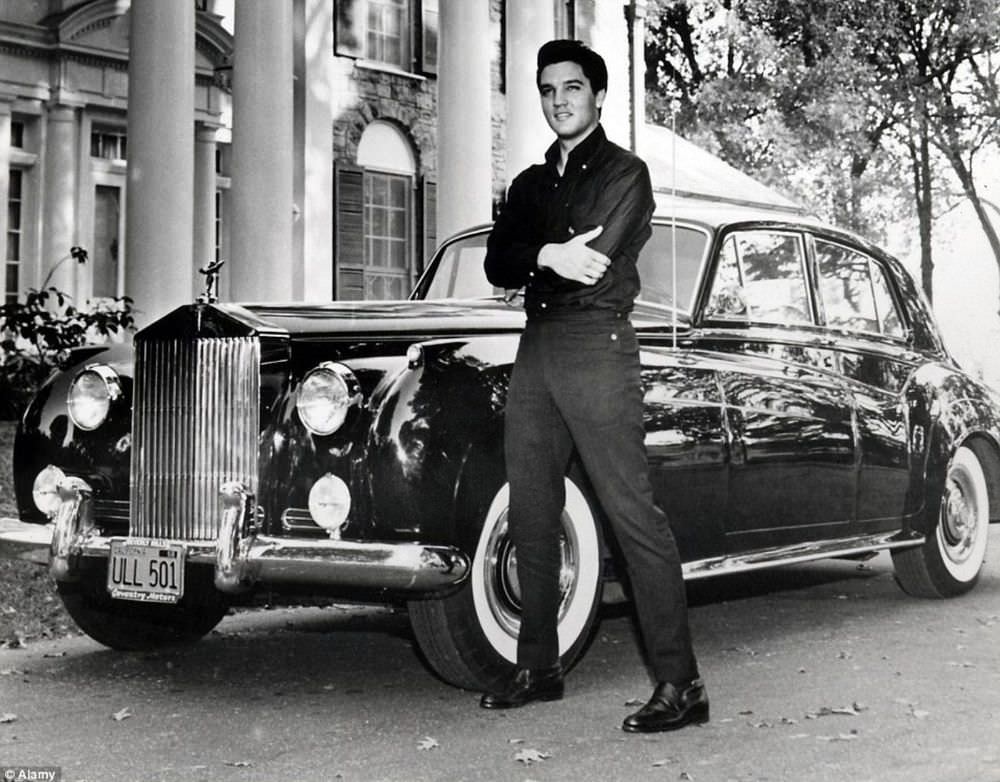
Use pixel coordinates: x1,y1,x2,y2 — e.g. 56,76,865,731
193,122,219,295
585,2,631,148
437,0,492,240
230,2,294,301
126,0,195,324
504,0,555,185
295,0,335,301
41,104,79,294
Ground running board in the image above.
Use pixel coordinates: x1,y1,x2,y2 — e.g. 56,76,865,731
680,529,925,581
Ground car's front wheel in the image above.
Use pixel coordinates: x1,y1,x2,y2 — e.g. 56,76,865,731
892,445,990,598
56,565,230,650
408,479,603,691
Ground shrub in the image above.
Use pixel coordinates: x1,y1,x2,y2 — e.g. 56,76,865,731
0,288,134,420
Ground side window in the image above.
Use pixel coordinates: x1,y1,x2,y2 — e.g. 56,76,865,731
816,240,904,338
705,231,811,326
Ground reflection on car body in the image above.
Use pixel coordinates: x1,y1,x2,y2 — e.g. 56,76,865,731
2,196,998,691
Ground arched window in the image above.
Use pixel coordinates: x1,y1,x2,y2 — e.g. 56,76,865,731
335,121,420,300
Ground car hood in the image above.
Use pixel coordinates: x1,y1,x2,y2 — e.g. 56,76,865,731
136,299,688,342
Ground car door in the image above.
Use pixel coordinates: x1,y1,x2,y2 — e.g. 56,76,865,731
696,227,857,550
811,236,913,530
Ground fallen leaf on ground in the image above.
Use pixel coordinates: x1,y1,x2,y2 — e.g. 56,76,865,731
514,748,551,765
0,713,17,724
417,736,439,751
224,760,252,768
651,757,678,767
818,730,859,742
624,697,645,706
111,707,132,721
806,702,866,719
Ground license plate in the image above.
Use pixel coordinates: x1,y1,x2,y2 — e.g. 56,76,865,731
107,540,185,604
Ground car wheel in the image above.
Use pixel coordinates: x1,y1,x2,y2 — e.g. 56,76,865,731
408,478,603,691
56,565,229,650
892,445,990,598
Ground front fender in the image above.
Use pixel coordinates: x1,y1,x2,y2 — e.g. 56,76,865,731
14,343,134,524
366,338,514,546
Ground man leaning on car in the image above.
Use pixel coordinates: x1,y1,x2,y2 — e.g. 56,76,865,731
481,39,708,734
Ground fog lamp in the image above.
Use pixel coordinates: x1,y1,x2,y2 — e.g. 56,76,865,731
67,365,121,431
32,465,66,518
308,474,351,535
296,362,361,436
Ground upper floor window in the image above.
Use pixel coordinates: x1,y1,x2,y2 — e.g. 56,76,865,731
10,121,24,149
91,127,127,161
336,0,437,74
706,231,811,326
815,239,904,338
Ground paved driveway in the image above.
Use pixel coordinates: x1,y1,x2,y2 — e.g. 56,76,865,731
1,532,999,782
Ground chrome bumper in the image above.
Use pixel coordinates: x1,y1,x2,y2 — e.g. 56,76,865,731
0,479,469,596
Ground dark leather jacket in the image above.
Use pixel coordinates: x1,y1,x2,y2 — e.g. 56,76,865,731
484,124,654,318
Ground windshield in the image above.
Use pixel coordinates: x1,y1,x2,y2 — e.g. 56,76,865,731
416,222,709,315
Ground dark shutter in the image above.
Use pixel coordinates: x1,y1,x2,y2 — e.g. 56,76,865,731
420,0,438,75
420,177,437,274
335,162,365,300
336,0,363,58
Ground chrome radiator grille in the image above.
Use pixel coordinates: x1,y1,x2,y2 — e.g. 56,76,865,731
130,337,260,541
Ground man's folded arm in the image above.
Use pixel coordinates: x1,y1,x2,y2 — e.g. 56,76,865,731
485,181,542,289
583,158,655,261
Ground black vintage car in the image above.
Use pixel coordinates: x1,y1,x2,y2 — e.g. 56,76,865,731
2,198,997,692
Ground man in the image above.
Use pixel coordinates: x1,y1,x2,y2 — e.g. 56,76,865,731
481,39,708,734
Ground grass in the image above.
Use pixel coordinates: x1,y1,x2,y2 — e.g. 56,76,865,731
0,420,78,645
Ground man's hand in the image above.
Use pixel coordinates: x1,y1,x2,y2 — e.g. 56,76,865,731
537,226,610,285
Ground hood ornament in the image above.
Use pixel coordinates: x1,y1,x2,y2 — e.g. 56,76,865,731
197,260,225,304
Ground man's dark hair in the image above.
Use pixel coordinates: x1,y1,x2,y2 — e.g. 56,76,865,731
536,39,608,94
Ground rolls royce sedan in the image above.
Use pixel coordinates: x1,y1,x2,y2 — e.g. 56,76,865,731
1,196,997,692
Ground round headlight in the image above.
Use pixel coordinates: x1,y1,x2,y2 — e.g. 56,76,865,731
296,362,361,436
308,474,351,535
32,465,66,518
67,365,121,431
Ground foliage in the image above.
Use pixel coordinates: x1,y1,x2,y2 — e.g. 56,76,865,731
0,288,134,420
645,0,1000,302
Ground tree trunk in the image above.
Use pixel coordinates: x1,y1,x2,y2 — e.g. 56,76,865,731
912,114,934,303
937,144,1000,314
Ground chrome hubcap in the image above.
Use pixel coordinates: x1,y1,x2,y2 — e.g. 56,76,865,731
483,510,580,638
940,472,978,564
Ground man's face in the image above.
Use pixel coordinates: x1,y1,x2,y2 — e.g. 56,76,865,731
538,61,605,145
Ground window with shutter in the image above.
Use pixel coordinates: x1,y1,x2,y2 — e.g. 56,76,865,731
420,0,438,74
336,0,421,72
421,178,436,272
334,163,364,299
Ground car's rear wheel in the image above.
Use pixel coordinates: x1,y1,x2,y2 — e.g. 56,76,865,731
56,565,229,650
892,445,990,598
408,479,603,691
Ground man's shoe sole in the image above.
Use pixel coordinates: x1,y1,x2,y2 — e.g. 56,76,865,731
480,689,564,710
621,703,710,733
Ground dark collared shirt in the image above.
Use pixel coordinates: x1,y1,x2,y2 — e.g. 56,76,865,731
484,124,655,318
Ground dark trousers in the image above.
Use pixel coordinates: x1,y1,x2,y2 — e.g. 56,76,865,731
505,311,698,684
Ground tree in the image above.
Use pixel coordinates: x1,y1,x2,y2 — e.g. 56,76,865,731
645,0,1000,305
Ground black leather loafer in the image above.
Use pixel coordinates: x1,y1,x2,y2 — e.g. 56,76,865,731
480,665,564,709
622,678,709,733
